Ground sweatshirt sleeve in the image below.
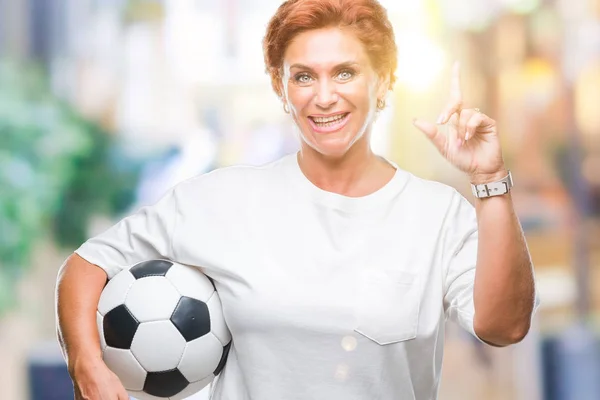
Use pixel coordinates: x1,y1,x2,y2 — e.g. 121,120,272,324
75,186,179,279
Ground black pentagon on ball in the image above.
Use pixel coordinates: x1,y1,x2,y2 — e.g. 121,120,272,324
214,340,232,376
103,304,139,349
170,296,211,341
130,259,174,279
144,369,189,397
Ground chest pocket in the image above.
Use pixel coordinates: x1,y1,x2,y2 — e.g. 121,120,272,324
354,268,421,345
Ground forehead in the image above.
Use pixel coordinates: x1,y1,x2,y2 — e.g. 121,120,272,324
283,27,369,69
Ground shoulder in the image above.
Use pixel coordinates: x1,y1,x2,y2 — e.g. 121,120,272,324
403,172,463,205
169,155,290,202
401,171,474,223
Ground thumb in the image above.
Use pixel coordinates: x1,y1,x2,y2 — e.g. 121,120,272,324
413,118,447,155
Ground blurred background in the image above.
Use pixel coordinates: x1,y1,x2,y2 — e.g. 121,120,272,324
1,0,599,399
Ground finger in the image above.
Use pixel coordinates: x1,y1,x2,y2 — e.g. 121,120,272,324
458,108,476,141
117,386,130,400
113,377,129,400
436,61,463,125
413,118,448,156
465,111,487,141
436,102,462,125
450,61,462,103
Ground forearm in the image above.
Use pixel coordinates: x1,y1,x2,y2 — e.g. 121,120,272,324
471,172,536,346
55,253,107,374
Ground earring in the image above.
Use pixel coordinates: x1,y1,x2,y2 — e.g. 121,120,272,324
376,98,386,110
283,103,290,114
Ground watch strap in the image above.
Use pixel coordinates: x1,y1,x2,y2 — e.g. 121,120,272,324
471,171,513,198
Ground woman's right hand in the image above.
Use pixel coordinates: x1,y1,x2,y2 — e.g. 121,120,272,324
71,358,130,400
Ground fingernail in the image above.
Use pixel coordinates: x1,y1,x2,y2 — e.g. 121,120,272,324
465,132,470,141
436,114,445,124
457,139,463,148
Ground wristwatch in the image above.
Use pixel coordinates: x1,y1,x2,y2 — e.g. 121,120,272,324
471,171,513,198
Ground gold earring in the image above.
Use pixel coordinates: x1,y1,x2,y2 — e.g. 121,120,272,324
377,98,386,110
283,103,290,114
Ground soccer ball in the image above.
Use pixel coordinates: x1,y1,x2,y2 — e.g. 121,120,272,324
96,259,231,400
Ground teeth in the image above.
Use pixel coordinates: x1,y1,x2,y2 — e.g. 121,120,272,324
313,114,346,123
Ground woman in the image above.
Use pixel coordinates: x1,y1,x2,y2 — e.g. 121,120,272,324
56,0,539,399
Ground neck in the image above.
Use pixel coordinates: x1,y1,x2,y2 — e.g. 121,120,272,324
297,139,393,197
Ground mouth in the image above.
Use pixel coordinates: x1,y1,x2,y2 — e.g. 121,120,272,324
307,112,350,133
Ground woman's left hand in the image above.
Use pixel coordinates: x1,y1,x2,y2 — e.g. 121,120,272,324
412,61,507,184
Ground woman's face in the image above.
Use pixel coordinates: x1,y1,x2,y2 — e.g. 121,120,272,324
281,27,388,158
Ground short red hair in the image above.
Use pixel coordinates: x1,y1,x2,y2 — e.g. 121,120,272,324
263,0,397,97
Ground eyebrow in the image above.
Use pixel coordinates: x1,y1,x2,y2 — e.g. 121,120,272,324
289,61,359,72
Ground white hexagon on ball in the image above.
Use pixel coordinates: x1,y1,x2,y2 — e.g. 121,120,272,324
125,277,180,322
165,263,215,302
98,271,135,316
131,320,187,372
177,333,223,382
207,294,231,345
103,347,146,391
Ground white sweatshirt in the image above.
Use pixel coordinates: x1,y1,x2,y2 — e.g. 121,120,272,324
76,152,538,400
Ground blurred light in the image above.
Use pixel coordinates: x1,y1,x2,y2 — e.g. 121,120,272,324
574,60,600,138
500,0,541,15
495,16,527,66
562,21,600,83
522,58,558,111
535,268,577,309
164,0,224,85
439,0,498,32
396,33,445,92
379,0,422,15
556,0,589,20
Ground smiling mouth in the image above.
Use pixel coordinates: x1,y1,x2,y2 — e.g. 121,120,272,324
308,113,350,133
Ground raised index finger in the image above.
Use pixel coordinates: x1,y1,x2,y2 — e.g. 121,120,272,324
450,61,462,103
436,61,463,124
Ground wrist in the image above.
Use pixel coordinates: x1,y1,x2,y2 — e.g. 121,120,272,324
68,350,104,378
470,168,509,185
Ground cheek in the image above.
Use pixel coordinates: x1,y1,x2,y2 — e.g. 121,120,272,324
339,82,375,113
286,85,312,112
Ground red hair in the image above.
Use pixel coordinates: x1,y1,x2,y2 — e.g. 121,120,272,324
263,0,397,97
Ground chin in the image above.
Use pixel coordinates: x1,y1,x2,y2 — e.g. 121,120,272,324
310,147,348,159
301,133,361,159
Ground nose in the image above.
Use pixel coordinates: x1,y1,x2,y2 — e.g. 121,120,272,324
314,79,339,109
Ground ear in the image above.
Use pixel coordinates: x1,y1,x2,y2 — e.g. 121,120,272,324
278,90,290,114
274,77,290,111
376,74,390,102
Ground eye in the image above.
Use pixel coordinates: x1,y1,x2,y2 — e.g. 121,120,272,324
337,69,355,81
294,73,313,84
